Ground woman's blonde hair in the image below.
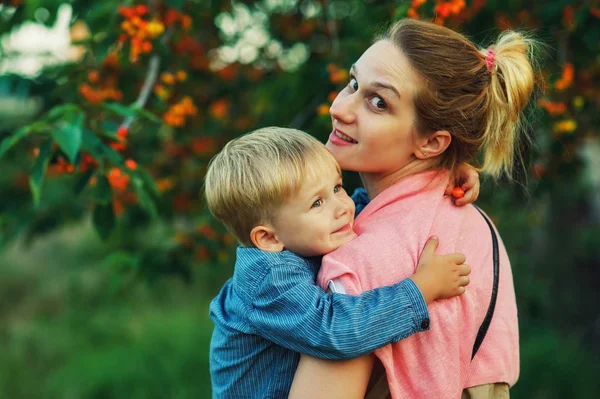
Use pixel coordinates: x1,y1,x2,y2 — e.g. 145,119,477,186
204,127,340,247
382,19,539,179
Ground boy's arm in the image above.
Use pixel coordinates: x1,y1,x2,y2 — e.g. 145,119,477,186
249,237,469,360
249,263,429,360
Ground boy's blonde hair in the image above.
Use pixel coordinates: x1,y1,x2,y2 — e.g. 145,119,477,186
205,127,340,247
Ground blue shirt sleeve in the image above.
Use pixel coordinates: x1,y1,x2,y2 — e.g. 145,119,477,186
248,262,429,360
351,188,370,217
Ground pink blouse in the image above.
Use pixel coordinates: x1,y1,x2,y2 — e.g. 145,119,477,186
318,170,519,399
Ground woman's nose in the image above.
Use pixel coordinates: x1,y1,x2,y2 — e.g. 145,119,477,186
329,92,356,125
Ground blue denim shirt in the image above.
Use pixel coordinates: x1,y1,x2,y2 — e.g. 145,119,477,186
209,246,430,398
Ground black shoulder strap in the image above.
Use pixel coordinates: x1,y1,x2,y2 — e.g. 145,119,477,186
471,205,500,360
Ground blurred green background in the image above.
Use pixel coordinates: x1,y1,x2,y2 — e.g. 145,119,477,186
1,0,599,397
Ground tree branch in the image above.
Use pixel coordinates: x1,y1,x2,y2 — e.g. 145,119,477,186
119,0,173,130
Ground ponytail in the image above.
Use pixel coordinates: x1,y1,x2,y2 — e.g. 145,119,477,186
480,32,537,178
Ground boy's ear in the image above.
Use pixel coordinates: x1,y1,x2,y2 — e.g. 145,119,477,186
414,130,452,159
250,225,284,252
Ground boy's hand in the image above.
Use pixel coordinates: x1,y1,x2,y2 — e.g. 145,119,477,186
445,163,480,206
410,236,471,305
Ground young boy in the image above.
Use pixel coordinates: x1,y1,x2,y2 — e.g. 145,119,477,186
206,127,472,398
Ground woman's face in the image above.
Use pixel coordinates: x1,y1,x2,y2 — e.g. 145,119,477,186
326,40,423,174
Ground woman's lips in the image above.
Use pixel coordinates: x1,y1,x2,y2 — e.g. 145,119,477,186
328,130,357,146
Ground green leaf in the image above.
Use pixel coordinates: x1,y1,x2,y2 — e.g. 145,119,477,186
46,104,82,121
0,121,49,158
394,3,411,19
73,168,95,195
81,129,123,165
132,177,158,218
93,202,116,240
100,121,120,138
132,106,161,123
29,140,53,207
81,128,105,159
91,175,113,205
103,145,124,165
103,103,160,123
165,0,184,10
137,168,161,196
51,114,84,164
102,102,137,118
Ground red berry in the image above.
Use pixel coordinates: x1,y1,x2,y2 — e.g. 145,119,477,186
125,159,138,170
451,187,465,199
117,126,128,140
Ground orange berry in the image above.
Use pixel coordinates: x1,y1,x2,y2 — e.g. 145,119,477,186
135,5,148,15
172,104,186,115
531,163,545,178
317,104,329,116
195,247,210,262
181,15,192,31
165,10,179,26
88,70,99,83
451,187,465,199
118,6,134,19
131,16,142,27
117,126,128,141
210,99,228,120
217,65,237,81
191,137,215,155
113,199,125,216
176,70,188,81
161,72,176,85
108,168,130,191
125,159,138,170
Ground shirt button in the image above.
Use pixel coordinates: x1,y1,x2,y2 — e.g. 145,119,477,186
421,319,430,329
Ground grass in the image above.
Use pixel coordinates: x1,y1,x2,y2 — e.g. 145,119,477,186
0,222,214,398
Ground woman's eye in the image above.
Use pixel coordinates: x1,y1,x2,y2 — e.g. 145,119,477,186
348,78,358,91
311,199,323,208
369,96,387,110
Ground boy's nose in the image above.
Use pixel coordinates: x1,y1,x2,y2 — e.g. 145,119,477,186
334,199,350,219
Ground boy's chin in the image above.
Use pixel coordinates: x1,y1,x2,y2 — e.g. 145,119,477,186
329,232,358,252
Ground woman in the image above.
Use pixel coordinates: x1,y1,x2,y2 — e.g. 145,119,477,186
289,19,537,398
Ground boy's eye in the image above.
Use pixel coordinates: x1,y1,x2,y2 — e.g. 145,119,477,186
369,96,387,110
348,77,358,91
311,199,323,209
333,184,343,194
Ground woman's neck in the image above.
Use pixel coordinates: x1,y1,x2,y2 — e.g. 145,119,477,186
359,158,438,199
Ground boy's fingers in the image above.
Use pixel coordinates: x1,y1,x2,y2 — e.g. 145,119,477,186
447,252,466,265
457,286,466,295
459,276,470,287
459,263,471,276
462,169,479,190
455,190,473,206
419,236,439,265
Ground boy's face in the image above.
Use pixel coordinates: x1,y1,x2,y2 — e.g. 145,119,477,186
272,164,357,257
